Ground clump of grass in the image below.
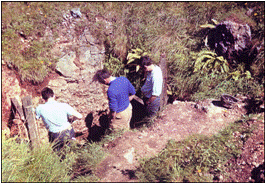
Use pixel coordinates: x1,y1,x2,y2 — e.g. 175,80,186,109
1,135,72,182
69,142,105,182
135,115,259,182
1,133,106,182
2,2,63,83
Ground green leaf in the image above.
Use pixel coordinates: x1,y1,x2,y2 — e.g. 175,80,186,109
222,63,229,73
245,71,252,79
167,90,173,95
142,52,148,56
200,24,216,29
216,56,225,62
198,51,216,57
211,19,219,25
136,65,140,72
126,53,141,64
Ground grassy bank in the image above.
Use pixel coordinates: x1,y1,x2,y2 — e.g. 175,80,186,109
1,128,126,182
2,2,264,101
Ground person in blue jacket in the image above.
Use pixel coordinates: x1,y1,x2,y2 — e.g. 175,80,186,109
96,69,136,130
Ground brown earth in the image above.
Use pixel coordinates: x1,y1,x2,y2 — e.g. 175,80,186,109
2,65,264,182
92,99,264,182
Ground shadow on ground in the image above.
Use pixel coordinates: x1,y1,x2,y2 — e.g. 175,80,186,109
130,99,147,129
82,99,148,142
84,111,110,142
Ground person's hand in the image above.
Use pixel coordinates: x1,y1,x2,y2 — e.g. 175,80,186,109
146,96,157,105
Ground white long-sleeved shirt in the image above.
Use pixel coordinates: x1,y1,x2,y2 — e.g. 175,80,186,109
141,65,163,98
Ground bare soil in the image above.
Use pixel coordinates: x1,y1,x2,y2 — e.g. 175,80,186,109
92,99,264,182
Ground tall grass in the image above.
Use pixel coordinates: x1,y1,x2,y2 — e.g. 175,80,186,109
1,133,106,182
1,126,127,182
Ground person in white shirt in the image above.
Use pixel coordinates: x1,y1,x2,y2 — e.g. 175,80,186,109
36,87,82,151
140,56,163,118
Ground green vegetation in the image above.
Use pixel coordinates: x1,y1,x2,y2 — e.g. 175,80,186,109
2,2,264,101
136,114,263,182
1,128,127,182
193,50,229,74
2,1,264,182
2,113,263,182
2,2,64,83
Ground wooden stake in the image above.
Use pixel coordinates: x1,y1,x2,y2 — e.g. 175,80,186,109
159,53,168,110
22,96,40,149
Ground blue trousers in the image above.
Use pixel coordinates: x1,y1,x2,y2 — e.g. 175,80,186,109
48,128,75,151
144,96,160,118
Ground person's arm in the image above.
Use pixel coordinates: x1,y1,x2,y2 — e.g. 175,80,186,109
107,89,118,122
109,111,116,120
71,109,83,119
149,66,163,104
127,78,136,101
129,94,135,101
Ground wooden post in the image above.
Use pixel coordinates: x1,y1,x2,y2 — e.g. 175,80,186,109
11,98,25,121
22,96,40,149
159,53,168,110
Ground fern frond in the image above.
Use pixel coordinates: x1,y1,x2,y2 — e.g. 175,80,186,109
198,51,217,57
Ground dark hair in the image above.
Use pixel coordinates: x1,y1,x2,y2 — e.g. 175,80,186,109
41,87,54,100
95,69,111,83
140,55,153,67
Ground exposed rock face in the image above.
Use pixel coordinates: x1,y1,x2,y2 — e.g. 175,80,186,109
207,20,257,67
47,9,109,138
3,8,111,143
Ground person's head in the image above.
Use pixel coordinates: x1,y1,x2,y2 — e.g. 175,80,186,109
95,69,112,84
140,56,154,72
41,87,54,101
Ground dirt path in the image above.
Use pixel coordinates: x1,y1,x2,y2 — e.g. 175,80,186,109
95,99,247,182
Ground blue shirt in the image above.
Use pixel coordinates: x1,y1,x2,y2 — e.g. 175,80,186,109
141,65,163,98
107,77,136,113
35,101,75,133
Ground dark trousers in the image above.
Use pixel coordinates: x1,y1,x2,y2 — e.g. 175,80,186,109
143,96,160,118
48,128,75,152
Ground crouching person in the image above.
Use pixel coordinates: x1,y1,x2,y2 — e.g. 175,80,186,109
36,87,83,152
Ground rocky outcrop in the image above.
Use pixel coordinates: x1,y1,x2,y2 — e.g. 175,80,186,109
46,9,109,139
207,20,257,67
3,8,111,143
